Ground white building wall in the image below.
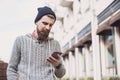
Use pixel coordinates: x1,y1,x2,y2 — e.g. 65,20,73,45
95,0,114,15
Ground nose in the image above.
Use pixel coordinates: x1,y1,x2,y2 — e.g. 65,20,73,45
46,25,51,30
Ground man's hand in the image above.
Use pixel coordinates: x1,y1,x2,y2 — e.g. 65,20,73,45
47,54,62,67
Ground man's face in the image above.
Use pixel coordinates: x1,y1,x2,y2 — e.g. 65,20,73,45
36,15,55,40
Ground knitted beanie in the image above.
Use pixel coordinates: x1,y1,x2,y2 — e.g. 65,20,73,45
34,6,56,23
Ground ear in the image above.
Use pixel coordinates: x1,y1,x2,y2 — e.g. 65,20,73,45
35,21,40,26
35,19,41,25
35,21,38,25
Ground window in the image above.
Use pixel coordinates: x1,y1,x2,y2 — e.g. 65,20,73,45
104,35,116,75
107,44,114,67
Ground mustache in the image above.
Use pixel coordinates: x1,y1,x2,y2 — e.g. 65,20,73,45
45,30,50,33
39,30,50,36
44,29,50,34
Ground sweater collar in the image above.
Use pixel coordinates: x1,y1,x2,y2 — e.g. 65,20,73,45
31,30,50,41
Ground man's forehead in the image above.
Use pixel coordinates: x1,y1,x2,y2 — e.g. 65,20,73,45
37,16,55,24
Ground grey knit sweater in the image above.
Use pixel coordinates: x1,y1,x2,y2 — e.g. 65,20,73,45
7,34,65,80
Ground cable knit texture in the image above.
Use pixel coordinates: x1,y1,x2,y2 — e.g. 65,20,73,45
7,34,65,80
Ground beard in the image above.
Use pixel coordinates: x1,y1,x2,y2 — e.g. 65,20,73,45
36,27,50,41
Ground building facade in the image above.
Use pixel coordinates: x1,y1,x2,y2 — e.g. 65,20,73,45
52,0,120,80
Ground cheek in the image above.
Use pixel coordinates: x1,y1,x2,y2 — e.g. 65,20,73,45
37,26,41,31
37,25,43,31
36,23,43,30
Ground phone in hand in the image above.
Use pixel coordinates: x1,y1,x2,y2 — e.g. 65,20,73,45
52,52,62,59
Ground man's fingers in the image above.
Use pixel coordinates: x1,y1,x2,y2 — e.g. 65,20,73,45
47,56,58,63
47,56,61,67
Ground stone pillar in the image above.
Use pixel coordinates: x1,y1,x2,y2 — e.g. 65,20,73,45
75,47,79,80
69,51,76,80
114,27,120,75
99,38,107,76
78,48,85,78
84,44,92,77
90,0,102,79
64,56,70,79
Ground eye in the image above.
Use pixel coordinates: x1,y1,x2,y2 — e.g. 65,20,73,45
49,24,53,27
42,22,48,25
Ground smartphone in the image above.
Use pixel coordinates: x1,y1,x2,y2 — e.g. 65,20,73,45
52,52,62,59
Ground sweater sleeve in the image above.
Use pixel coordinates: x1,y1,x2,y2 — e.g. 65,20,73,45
54,41,66,78
54,60,66,78
7,37,21,80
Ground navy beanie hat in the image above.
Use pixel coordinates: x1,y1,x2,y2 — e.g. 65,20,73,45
34,6,56,23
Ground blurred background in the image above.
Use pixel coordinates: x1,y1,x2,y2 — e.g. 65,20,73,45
0,0,120,80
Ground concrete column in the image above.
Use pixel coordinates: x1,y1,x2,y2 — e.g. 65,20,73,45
75,47,79,80
64,57,70,78
84,45,92,77
91,18,102,80
90,0,102,79
72,52,76,79
69,51,76,79
74,32,79,80
68,51,72,80
78,48,85,77
99,38,107,76
82,48,87,77
91,20,102,80
114,27,120,75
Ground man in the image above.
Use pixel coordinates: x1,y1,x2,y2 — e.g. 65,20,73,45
7,6,66,80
